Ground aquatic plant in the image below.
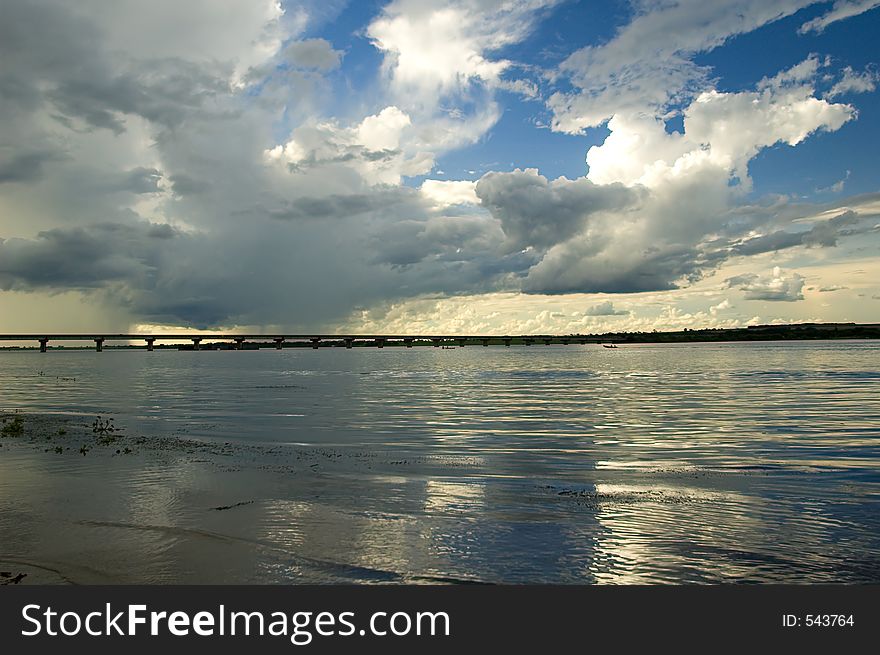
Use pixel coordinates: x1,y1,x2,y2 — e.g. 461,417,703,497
92,416,121,444
1,415,24,438
92,416,115,435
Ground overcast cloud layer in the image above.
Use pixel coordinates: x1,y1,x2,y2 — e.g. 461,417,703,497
1,0,879,333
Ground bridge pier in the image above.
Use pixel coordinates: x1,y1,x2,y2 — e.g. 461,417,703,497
15,333,601,353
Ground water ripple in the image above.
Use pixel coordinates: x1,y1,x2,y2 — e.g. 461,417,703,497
1,340,878,583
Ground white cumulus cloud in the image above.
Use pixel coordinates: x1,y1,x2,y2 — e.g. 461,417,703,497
585,300,629,316
549,0,817,133
420,180,479,207
726,267,806,301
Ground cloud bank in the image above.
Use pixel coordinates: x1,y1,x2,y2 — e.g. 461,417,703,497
0,0,878,332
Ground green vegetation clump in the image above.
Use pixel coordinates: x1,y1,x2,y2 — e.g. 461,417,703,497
92,416,118,444
92,416,115,435
1,415,24,438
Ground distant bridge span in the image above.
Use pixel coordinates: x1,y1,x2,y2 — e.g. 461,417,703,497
0,334,601,352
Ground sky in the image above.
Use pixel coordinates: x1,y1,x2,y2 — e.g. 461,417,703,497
1,0,879,335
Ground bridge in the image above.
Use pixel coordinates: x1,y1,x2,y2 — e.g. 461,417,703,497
0,334,602,352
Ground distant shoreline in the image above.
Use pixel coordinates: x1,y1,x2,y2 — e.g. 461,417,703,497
0,322,878,350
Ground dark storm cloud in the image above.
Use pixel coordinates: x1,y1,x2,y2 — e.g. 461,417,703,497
729,210,866,255
0,221,182,290
370,215,503,266
518,200,876,297
0,0,231,135
471,167,747,296
286,147,403,173
475,169,640,252
800,210,866,246
1,0,876,332
262,189,413,221
730,230,804,256
45,61,231,134
146,223,179,239
0,0,526,329
168,174,212,197
522,241,709,294
0,149,66,184
112,167,163,194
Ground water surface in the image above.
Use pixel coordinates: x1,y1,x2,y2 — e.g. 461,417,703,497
1,341,878,583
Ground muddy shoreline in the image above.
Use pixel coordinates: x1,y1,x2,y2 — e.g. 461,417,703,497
3,405,879,585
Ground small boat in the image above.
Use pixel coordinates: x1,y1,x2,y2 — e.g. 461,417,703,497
602,344,618,349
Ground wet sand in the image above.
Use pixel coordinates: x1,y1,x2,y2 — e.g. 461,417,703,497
1,411,495,584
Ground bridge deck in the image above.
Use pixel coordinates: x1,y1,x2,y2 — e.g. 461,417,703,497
0,334,573,340
0,334,598,351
